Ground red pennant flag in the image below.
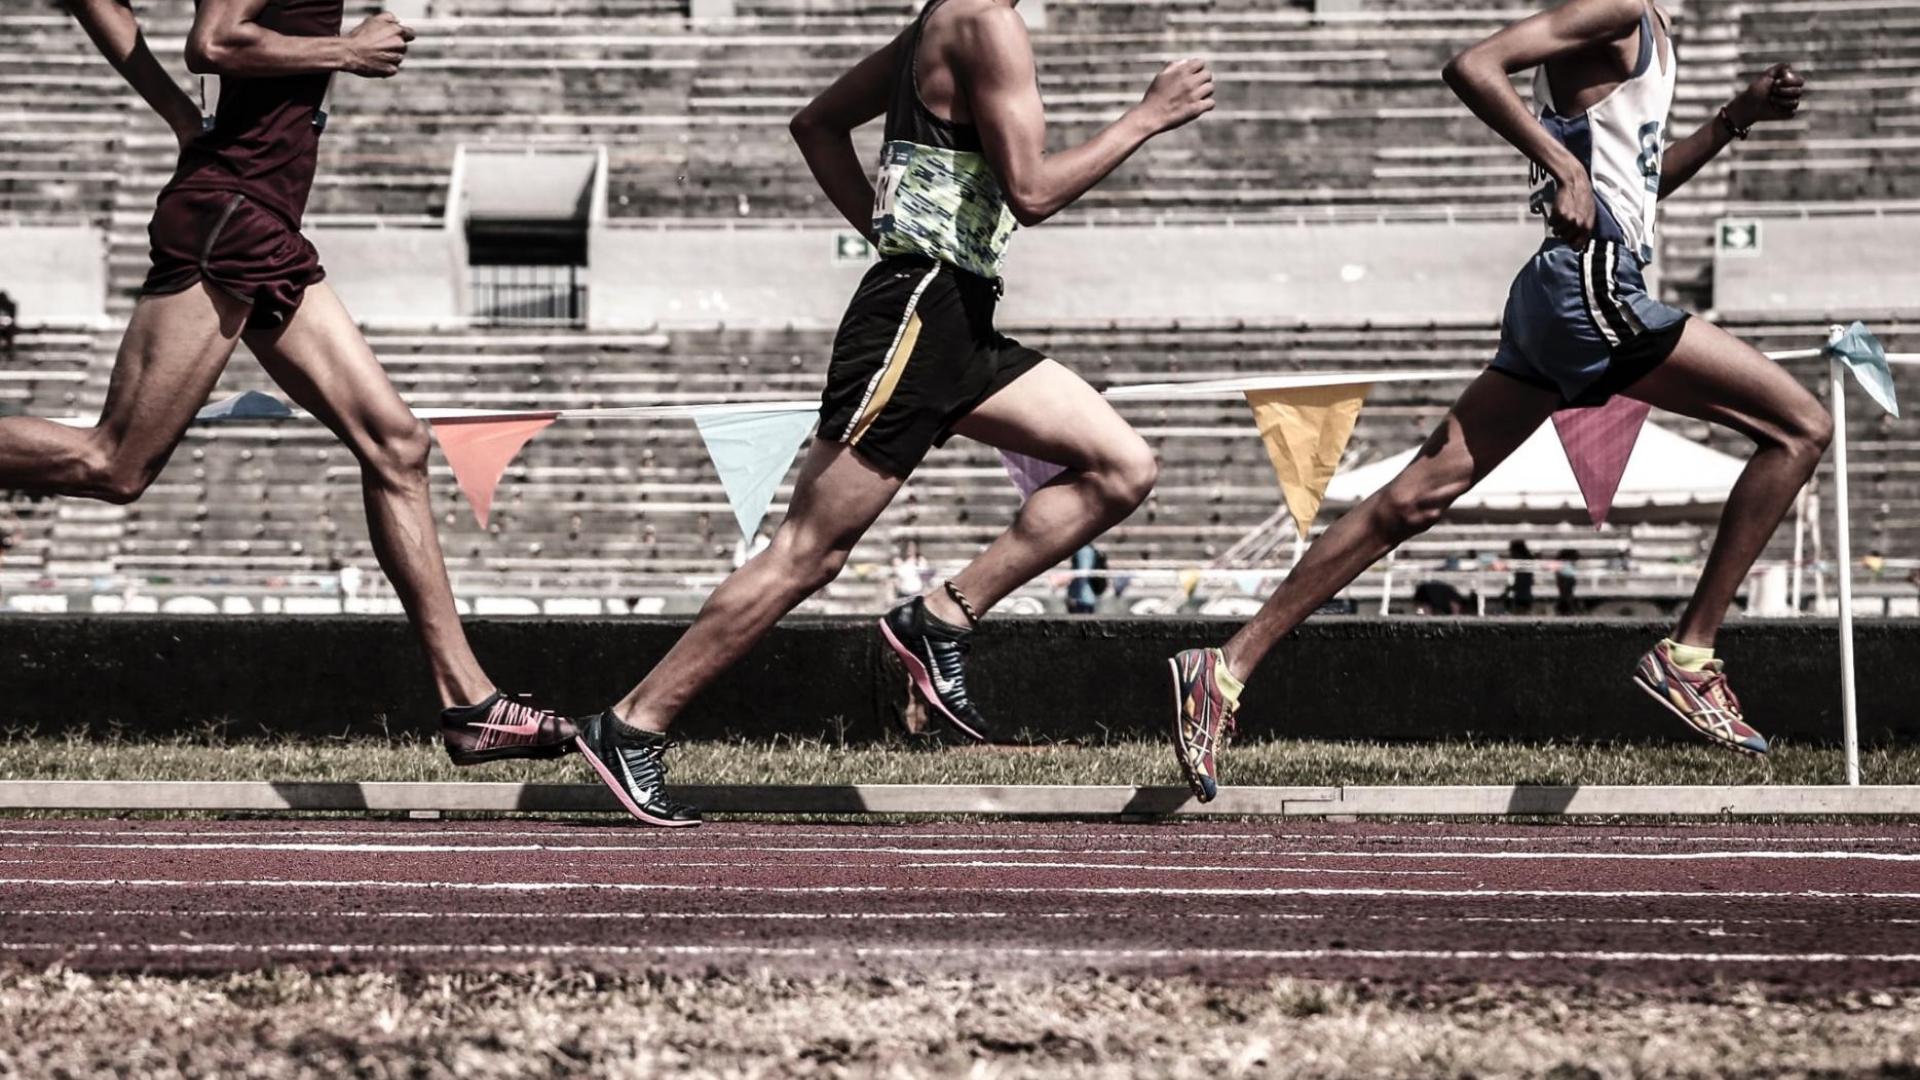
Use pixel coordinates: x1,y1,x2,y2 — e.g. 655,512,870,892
430,415,558,528
1551,396,1651,528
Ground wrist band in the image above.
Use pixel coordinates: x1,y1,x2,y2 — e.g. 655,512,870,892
1718,106,1751,141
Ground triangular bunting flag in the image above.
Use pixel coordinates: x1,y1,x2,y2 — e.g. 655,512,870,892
999,450,1069,500
1826,320,1901,418
694,408,817,540
1551,396,1651,528
430,415,558,529
196,389,292,422
1246,384,1370,539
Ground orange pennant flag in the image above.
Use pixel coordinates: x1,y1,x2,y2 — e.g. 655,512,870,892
1246,384,1370,539
430,415,558,528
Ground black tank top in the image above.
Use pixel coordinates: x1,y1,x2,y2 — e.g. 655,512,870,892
869,0,1016,278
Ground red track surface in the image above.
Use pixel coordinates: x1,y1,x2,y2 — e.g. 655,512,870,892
2,820,1918,988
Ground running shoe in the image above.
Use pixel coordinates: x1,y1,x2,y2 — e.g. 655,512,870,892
879,595,994,743
572,709,702,827
1632,640,1769,755
1167,647,1241,802
440,692,578,767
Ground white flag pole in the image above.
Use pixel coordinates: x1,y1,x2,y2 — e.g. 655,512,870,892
1827,332,1862,787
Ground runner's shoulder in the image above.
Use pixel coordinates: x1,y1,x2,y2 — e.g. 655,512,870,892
944,0,1031,56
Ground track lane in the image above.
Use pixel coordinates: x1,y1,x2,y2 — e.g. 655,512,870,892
2,820,1916,988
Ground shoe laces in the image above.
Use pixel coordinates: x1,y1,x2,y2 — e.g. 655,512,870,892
485,693,554,731
1696,661,1743,716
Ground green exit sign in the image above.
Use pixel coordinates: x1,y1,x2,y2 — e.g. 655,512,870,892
833,232,874,265
1718,219,1761,257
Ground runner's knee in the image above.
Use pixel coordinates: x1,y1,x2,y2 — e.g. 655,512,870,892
1787,402,1834,459
765,530,850,593
1378,477,1463,540
76,436,155,505
1092,437,1158,512
358,416,433,483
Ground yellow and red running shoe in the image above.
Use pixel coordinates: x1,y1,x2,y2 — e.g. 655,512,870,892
1167,647,1242,802
1632,640,1769,755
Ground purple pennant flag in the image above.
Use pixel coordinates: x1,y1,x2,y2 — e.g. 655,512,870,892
999,450,1069,500
1551,396,1652,528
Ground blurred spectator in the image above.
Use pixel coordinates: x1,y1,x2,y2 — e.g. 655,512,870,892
734,527,770,569
1444,549,1483,572
1413,581,1474,615
1067,543,1107,615
0,290,15,356
336,559,362,608
1555,549,1580,615
1505,539,1534,614
1864,549,1886,578
890,539,929,599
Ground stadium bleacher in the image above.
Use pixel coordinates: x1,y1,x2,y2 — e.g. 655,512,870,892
1,0,1915,611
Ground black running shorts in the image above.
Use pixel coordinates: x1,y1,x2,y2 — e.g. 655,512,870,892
818,254,1045,478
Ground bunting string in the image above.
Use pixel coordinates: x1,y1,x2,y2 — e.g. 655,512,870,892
40,328,1906,536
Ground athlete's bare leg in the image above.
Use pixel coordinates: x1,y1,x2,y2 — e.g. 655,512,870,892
243,284,491,708
1219,371,1561,680
922,359,1157,624
1622,319,1831,648
0,284,246,500
612,440,902,732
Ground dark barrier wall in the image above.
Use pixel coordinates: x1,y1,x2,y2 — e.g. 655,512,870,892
2,616,1914,745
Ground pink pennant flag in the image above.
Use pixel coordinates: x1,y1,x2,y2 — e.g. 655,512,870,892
430,414,559,528
999,450,1068,500
1551,396,1651,528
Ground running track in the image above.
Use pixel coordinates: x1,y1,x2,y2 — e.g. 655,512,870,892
2,820,1918,988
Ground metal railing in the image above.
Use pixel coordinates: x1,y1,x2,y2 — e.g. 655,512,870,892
469,264,586,327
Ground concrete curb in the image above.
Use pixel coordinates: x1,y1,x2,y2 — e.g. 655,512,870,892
4,781,1919,816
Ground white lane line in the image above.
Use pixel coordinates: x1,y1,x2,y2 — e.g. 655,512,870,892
2,909,1825,928
4,941,1917,965
4,841,1916,863
889,861,1459,876
0,827,1910,847
899,852,1920,865
4,877,1918,900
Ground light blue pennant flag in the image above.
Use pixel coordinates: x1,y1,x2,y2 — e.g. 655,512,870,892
693,408,817,540
1826,321,1900,418
196,390,292,422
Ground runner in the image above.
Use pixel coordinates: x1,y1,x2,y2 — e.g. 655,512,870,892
1168,0,1821,801
573,0,1214,825
27,0,575,762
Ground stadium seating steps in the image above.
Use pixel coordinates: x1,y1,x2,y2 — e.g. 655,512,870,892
2,0,1917,603
1,318,1911,605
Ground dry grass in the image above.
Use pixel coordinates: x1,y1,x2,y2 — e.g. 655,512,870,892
0,967,1915,1078
4,732,1915,789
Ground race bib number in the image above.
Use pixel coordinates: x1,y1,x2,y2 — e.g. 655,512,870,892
872,143,912,233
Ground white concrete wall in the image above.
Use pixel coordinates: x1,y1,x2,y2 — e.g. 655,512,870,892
0,225,108,326
588,220,1541,330
308,225,464,327
1714,214,1920,318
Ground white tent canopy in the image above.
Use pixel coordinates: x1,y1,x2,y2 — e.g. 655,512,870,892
1322,420,1748,523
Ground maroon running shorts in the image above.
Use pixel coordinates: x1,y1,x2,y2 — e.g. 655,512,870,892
141,189,326,329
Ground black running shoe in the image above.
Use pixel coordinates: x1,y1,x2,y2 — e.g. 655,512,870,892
879,596,994,743
440,692,578,767
573,710,702,827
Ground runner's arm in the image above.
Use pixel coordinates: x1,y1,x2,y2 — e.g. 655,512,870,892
790,33,903,241
63,0,202,147
187,0,414,79
1441,0,1644,247
963,7,1212,226
1658,63,1802,198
